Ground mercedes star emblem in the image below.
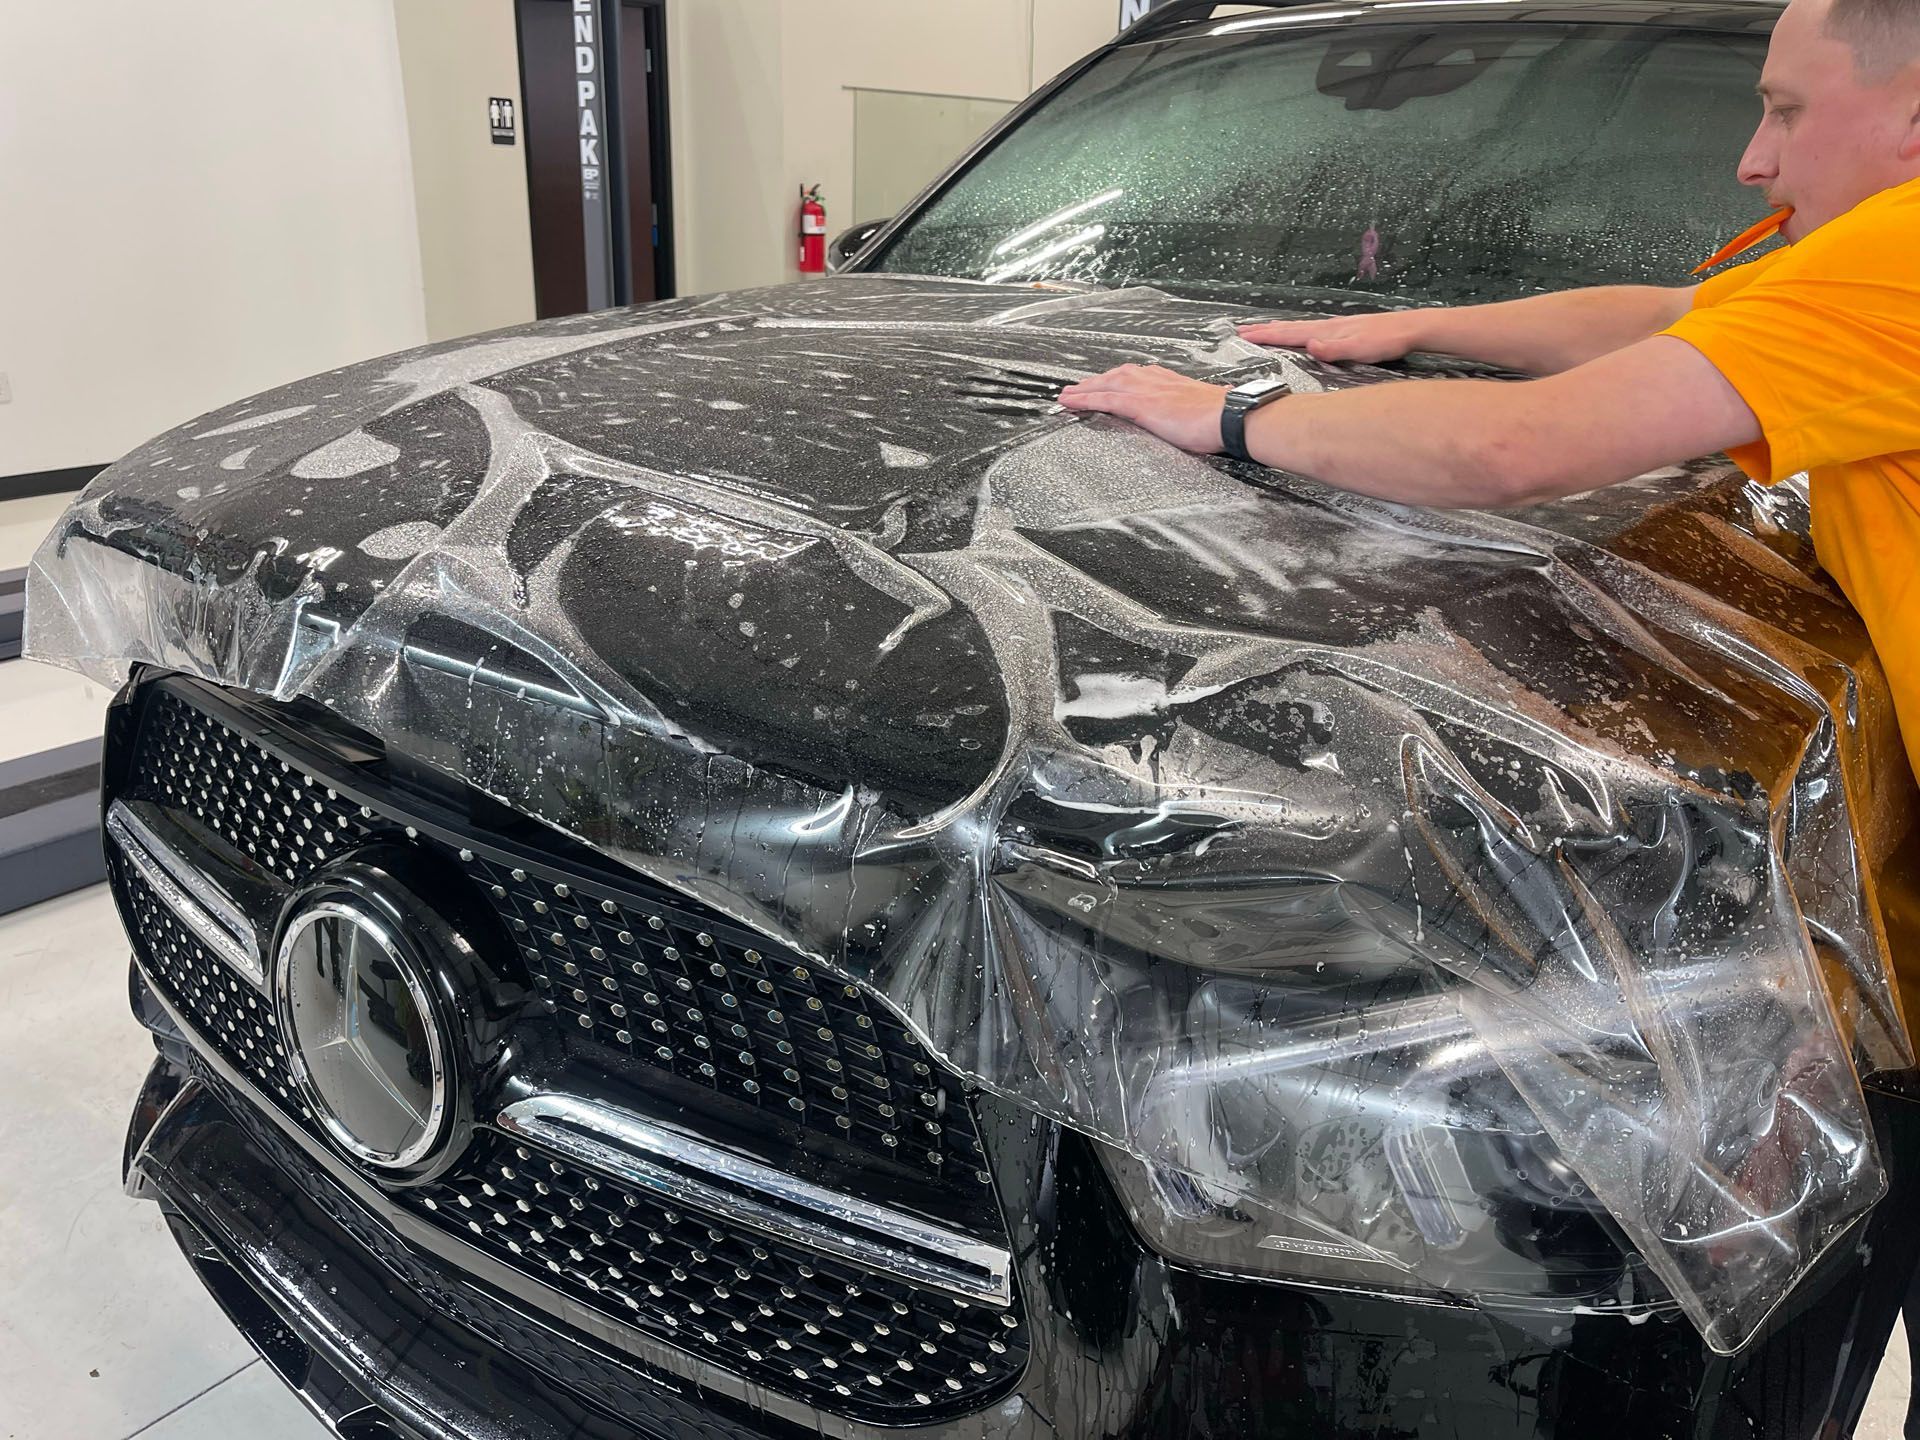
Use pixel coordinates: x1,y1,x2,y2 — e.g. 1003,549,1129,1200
275,898,450,1170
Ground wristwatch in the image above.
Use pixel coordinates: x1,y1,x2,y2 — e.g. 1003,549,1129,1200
1219,375,1292,463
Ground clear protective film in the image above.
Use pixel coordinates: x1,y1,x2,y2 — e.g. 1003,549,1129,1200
28,277,1917,1353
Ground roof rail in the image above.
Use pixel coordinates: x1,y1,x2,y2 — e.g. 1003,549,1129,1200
1119,1,1342,41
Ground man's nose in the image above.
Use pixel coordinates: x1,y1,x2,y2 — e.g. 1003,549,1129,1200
1737,124,1778,190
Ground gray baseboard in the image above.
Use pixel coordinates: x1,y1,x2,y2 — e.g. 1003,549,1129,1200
0,464,104,504
0,737,105,914
1,566,25,662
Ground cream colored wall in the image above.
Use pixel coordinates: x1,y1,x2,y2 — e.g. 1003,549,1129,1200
0,1,429,476
783,0,1038,257
0,0,1107,471
1033,0,1129,83
393,0,538,341
851,92,1014,221
666,0,790,296
667,0,1119,297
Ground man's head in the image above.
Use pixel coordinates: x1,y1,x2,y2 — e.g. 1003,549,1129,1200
1739,0,1920,238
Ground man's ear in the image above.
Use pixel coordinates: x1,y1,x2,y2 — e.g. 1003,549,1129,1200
1900,70,1920,162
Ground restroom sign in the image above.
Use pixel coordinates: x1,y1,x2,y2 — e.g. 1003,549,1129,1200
489,97,516,145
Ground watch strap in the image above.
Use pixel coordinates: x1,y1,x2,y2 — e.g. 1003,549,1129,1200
1219,378,1289,463
1220,397,1255,464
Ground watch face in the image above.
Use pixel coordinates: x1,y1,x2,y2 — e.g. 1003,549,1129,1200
1233,376,1290,401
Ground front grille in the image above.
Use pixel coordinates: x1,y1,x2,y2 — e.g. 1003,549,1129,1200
407,1133,1024,1421
113,679,1025,1423
129,687,989,1189
186,1057,730,1433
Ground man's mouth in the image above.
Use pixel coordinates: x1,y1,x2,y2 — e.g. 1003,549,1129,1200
1692,205,1796,273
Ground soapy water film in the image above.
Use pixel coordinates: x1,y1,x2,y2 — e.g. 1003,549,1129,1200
26,277,1913,1353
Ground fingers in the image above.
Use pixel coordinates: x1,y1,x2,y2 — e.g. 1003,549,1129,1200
1305,334,1362,361
1057,364,1183,424
1238,321,1322,346
1251,328,1371,363
1242,320,1355,355
1058,385,1145,422
1058,371,1125,406
1241,316,1407,364
1059,363,1171,401
1057,368,1232,455
1059,372,1149,405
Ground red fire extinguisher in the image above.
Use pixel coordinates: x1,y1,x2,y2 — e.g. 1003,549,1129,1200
798,185,828,275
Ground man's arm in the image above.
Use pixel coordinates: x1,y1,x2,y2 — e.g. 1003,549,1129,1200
1243,285,1698,376
1056,335,1761,508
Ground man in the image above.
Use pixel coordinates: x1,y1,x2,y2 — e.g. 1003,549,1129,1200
1060,0,1920,781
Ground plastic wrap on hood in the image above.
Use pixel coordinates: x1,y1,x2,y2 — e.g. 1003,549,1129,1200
27,276,1916,1354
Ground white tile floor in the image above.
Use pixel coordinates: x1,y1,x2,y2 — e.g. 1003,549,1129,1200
0,887,326,1439
0,882,1911,1438
1869,1322,1913,1440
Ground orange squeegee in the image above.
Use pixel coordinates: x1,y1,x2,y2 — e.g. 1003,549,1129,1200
1693,208,1794,275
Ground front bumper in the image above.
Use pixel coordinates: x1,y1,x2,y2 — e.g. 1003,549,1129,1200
127,1060,791,1440
97,671,1920,1439
124,988,1920,1440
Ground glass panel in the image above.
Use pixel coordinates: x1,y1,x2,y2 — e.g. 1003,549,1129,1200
852,89,1016,224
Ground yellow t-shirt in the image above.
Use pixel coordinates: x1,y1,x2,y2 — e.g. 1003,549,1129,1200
1665,177,1920,782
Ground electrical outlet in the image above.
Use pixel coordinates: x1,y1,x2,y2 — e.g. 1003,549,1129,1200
0,373,11,404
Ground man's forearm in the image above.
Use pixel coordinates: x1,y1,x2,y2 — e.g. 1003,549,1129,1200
1233,332,1756,509
1405,285,1696,375
1059,334,1759,510
1243,381,1545,507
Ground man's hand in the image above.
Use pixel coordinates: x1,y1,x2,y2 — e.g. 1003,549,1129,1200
1238,312,1424,365
1057,364,1230,454
1241,286,1696,376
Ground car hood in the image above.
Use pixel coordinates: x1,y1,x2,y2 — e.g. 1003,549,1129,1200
28,275,1916,1352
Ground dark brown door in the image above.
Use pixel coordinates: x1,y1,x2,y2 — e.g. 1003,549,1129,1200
516,0,674,317
517,0,586,317
615,5,658,304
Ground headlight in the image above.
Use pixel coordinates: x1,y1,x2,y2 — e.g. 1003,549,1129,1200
1094,984,1675,1315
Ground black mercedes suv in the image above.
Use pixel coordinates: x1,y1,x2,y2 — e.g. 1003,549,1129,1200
29,2,1920,1437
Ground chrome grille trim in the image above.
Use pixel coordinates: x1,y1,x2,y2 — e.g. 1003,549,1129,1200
107,800,264,986
498,1094,1013,1308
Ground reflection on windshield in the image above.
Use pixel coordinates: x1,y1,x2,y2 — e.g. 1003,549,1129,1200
871,22,1769,306
986,223,1108,283
991,187,1126,258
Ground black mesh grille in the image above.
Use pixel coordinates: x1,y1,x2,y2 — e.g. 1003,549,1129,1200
124,866,309,1123
405,1133,1025,1421
116,681,1024,1422
483,857,992,1188
130,689,372,884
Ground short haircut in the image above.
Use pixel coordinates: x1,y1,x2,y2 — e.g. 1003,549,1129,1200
1824,0,1920,75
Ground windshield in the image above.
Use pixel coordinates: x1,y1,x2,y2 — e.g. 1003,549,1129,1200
867,22,1770,306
